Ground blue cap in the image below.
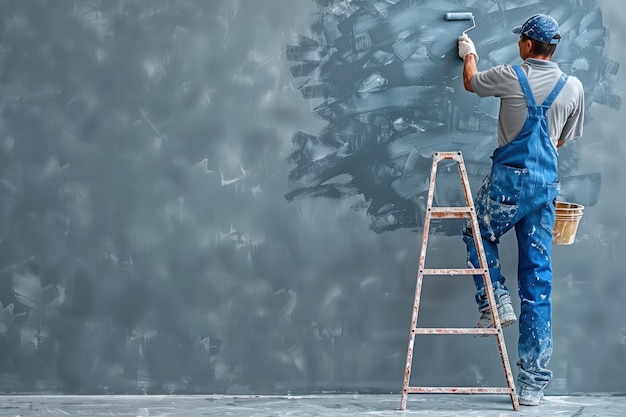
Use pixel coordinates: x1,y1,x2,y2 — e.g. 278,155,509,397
512,14,561,45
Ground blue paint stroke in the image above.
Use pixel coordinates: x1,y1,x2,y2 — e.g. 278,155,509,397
286,0,619,234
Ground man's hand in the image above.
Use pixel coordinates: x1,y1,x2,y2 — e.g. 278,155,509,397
458,34,478,61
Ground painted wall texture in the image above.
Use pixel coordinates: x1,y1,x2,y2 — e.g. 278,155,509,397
0,0,624,395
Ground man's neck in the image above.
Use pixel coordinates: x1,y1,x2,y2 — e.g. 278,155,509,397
526,54,552,61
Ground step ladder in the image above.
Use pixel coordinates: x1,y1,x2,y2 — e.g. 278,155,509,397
399,151,519,411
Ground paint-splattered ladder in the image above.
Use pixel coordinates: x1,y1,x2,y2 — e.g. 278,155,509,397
400,151,519,411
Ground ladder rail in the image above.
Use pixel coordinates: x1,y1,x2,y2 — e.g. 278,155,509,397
401,148,441,404
400,151,519,412
463,155,519,411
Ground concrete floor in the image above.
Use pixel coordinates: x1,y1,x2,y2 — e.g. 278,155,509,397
1,394,624,416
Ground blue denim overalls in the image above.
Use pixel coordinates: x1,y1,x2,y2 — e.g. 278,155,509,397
463,65,568,392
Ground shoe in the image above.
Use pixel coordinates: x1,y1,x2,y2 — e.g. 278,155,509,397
476,294,517,330
517,386,544,406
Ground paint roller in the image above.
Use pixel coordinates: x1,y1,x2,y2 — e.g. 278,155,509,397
445,12,476,36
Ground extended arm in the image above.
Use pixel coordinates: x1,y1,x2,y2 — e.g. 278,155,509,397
463,53,478,92
458,35,478,92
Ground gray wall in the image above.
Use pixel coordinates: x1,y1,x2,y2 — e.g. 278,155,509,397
0,0,624,395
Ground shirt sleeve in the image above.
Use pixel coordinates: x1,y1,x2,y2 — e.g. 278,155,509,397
559,77,585,142
471,65,509,98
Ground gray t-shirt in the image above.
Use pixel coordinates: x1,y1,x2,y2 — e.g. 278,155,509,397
471,58,584,148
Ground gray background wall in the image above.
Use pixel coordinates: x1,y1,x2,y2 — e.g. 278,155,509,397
0,0,624,395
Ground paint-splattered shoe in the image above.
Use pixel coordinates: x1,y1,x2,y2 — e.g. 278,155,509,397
476,294,517,331
517,387,544,406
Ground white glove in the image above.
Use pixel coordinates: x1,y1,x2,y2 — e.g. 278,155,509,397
458,34,478,61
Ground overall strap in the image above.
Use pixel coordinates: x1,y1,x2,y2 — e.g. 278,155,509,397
512,65,536,106
541,72,569,107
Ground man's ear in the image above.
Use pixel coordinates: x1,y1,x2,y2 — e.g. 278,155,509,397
521,38,533,55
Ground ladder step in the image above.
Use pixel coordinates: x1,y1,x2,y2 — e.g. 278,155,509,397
429,207,473,218
420,268,487,275
412,328,499,335
405,386,513,394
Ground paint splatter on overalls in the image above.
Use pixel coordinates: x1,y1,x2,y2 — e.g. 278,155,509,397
463,66,568,392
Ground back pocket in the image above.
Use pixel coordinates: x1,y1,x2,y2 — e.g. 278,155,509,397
488,164,528,205
546,182,560,203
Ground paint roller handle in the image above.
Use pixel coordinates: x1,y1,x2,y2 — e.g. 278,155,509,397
445,12,476,35
457,34,478,61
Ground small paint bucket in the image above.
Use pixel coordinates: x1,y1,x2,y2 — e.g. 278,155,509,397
552,201,584,245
